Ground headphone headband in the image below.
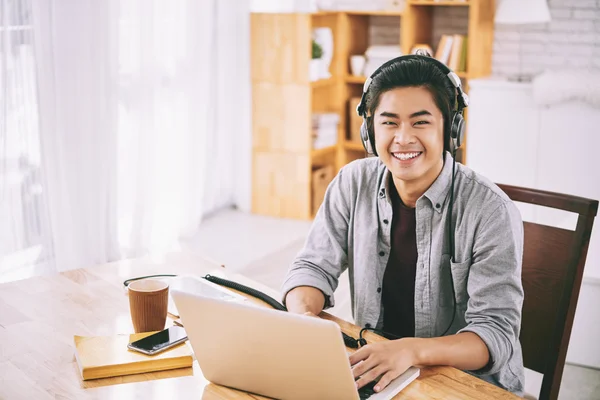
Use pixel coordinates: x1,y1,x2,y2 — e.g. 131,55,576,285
355,54,469,118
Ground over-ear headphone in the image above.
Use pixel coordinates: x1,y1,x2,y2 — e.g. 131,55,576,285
355,54,470,157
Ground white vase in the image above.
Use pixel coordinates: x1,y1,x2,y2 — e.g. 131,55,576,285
313,28,333,80
350,55,366,76
310,59,322,81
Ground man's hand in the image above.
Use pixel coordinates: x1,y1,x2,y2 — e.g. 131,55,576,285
349,332,490,393
349,339,418,393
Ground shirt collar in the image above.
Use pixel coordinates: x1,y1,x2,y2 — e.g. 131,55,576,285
377,151,455,213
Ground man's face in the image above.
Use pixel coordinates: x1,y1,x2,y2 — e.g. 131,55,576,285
373,86,445,184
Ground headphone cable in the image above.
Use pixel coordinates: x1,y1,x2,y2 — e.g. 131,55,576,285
441,150,458,337
123,274,177,287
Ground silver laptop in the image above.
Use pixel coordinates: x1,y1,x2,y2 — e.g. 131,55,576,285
171,277,420,400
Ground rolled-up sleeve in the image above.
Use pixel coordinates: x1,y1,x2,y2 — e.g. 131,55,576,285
458,201,524,376
280,166,351,309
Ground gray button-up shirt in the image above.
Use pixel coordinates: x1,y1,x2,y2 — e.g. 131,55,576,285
281,153,525,395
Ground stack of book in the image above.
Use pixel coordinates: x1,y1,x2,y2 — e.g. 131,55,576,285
312,113,340,150
364,45,404,78
434,34,468,73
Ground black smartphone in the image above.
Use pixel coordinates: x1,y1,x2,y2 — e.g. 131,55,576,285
127,326,188,355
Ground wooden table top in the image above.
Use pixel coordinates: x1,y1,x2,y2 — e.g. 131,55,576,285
0,252,521,399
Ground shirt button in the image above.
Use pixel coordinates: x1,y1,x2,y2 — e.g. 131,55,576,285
383,219,389,224
435,203,441,209
377,287,382,293
378,251,385,256
365,323,371,328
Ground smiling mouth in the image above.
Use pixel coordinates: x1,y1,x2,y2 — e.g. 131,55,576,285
392,152,423,161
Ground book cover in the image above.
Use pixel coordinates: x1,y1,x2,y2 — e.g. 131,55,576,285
434,35,447,61
448,34,463,71
459,36,468,73
74,332,193,380
435,35,454,66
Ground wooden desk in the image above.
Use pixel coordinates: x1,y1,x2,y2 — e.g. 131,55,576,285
0,252,520,399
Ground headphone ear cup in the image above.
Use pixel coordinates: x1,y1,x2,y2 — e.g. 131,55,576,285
360,117,377,156
450,112,465,151
360,119,371,153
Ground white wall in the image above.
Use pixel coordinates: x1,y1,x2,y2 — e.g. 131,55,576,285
568,279,600,368
466,79,600,279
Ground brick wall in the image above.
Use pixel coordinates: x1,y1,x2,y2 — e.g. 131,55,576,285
494,0,600,76
368,0,600,77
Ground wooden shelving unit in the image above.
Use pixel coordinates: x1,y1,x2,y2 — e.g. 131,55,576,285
250,1,495,219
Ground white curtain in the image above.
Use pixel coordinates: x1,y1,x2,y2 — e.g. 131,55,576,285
116,0,247,257
32,0,121,272
0,0,249,275
0,0,55,280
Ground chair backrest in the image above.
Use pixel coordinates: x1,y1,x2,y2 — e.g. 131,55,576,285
497,184,598,400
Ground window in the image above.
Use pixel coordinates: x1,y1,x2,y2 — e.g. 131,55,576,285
0,0,54,281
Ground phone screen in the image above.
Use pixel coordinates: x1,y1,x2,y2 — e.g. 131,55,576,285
129,326,187,353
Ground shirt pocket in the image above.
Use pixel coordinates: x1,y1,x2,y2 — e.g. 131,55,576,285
439,254,472,308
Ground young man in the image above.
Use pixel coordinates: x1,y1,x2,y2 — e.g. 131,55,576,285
281,54,525,396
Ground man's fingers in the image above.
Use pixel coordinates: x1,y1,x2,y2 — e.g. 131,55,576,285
373,370,398,392
351,357,376,379
354,365,386,390
349,345,371,366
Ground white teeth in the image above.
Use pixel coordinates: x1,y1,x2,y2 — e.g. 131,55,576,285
393,152,421,160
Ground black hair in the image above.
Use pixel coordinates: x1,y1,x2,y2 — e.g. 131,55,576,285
364,55,457,153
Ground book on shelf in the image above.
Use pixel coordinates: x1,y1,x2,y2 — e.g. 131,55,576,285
73,331,194,380
458,36,468,73
434,34,468,73
312,113,339,150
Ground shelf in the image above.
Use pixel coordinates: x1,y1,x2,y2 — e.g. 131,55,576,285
311,9,403,16
311,145,337,159
408,0,470,6
311,77,336,88
343,9,403,16
346,75,366,84
310,11,338,16
344,141,366,152
347,72,467,82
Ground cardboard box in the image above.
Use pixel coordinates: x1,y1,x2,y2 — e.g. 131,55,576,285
348,97,363,144
312,165,335,214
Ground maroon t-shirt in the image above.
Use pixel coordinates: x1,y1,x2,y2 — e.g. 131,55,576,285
381,183,418,339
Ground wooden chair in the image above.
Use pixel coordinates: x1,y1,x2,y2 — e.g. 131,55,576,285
497,184,598,400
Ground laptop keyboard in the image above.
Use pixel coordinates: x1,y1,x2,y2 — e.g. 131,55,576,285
358,381,378,399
